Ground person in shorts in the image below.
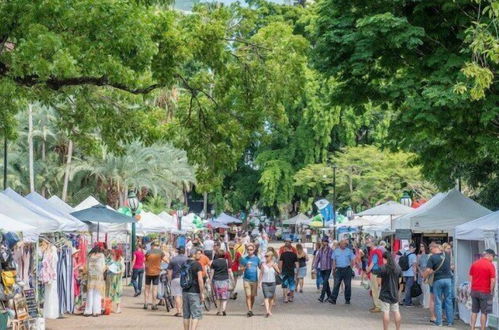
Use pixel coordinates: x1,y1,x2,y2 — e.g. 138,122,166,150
470,249,496,330
144,241,165,310
168,248,188,317
372,251,402,330
228,241,242,300
182,249,205,330
239,243,260,317
279,244,299,302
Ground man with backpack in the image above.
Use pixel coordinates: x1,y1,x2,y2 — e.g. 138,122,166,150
399,243,417,307
181,249,205,330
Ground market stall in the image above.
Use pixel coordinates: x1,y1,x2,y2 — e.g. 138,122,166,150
394,188,491,238
455,211,499,327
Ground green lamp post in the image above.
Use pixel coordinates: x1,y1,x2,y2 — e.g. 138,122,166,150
127,190,139,253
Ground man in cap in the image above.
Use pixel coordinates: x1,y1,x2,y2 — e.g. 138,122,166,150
469,249,496,330
313,236,333,302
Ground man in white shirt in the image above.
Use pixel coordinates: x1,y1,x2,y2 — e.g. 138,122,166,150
203,235,215,260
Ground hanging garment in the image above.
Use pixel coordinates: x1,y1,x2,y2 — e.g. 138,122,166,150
57,246,74,315
43,246,59,319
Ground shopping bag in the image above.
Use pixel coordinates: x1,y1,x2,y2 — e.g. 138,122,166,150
102,298,112,315
411,282,422,297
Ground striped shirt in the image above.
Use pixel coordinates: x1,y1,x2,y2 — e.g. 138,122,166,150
313,246,333,271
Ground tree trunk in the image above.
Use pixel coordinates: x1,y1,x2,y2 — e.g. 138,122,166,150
203,192,208,216
62,140,73,201
28,104,35,193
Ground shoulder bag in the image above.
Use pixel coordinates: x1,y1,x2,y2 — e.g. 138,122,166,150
425,255,445,286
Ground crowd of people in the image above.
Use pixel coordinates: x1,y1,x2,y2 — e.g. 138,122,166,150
78,229,496,330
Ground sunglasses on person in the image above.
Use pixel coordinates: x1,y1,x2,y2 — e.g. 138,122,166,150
265,254,272,258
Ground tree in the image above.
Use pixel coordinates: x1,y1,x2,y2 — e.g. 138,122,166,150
70,142,196,208
313,0,499,208
293,146,435,210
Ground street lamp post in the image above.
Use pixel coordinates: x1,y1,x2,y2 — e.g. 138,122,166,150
3,135,7,190
400,192,412,207
127,190,139,253
332,164,337,239
178,209,184,231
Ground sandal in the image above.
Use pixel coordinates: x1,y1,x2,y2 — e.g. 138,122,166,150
174,313,182,317
223,311,227,316
216,312,221,316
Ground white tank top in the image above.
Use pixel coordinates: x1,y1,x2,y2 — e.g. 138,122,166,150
262,263,276,283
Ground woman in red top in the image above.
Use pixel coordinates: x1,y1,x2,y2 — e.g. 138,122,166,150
131,244,145,297
228,241,242,300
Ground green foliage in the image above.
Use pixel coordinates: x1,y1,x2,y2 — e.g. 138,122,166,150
332,146,435,208
313,0,499,208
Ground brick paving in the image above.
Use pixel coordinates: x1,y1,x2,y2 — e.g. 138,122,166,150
46,246,468,330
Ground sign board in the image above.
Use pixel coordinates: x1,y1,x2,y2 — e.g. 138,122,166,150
14,295,28,320
23,289,39,318
395,229,412,240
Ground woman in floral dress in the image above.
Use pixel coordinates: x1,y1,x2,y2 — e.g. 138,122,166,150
107,248,125,313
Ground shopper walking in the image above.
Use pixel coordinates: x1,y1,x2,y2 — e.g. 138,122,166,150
210,249,233,316
84,245,106,317
228,241,242,300
296,244,308,293
424,244,454,326
400,243,417,307
279,243,299,303
131,243,145,297
182,249,205,330
259,251,280,317
107,248,125,313
367,239,384,313
168,248,188,317
240,243,260,317
469,249,496,330
312,242,323,292
144,241,165,310
329,239,355,304
372,251,402,330
417,243,430,308
314,237,333,303
203,234,215,260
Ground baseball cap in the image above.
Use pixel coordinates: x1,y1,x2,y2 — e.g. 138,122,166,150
484,249,496,257
322,237,329,243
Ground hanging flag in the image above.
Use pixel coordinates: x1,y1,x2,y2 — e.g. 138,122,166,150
315,199,334,222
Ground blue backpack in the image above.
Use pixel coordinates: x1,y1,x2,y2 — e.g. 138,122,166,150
180,260,195,289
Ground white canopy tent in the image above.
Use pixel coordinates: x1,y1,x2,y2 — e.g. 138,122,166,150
337,215,393,228
394,189,491,234
47,195,76,214
137,212,176,234
158,212,177,229
455,211,499,326
357,201,413,217
26,191,88,231
216,213,242,225
0,213,38,241
282,213,309,226
2,188,79,232
0,193,60,232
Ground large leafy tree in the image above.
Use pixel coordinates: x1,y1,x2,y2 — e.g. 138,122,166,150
313,0,499,208
294,146,435,210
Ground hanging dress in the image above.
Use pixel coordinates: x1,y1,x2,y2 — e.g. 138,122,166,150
42,246,59,319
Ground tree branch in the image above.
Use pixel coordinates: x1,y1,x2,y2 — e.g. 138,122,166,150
11,74,162,94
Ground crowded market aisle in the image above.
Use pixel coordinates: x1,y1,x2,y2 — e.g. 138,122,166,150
46,246,467,330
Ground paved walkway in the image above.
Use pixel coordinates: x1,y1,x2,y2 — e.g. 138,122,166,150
46,274,467,330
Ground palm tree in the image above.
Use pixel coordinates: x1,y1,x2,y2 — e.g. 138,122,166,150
70,142,196,208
